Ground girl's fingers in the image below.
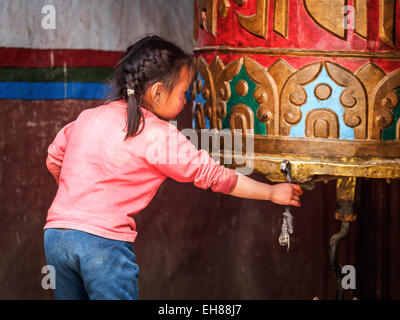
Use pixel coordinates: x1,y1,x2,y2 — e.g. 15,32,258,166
291,188,301,198
290,185,302,206
290,200,301,207
291,185,303,198
294,184,303,195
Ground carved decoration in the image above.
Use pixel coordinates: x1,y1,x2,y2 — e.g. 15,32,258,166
325,61,368,139
236,79,249,96
237,0,269,38
215,58,244,129
273,0,289,38
194,0,397,45
314,83,332,100
280,62,323,135
194,0,218,39
354,0,368,40
192,55,399,144
369,69,400,139
192,56,225,129
379,0,395,47
195,55,280,135
268,59,295,98
218,0,231,19
192,0,400,185
397,119,400,140
355,63,386,99
197,56,217,128
305,109,339,139
303,0,347,40
194,46,400,60
279,61,367,138
209,56,226,129
230,103,255,131
209,55,225,76
194,102,206,129
243,57,279,136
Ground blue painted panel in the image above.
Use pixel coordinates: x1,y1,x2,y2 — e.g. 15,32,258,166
289,67,355,140
192,73,210,129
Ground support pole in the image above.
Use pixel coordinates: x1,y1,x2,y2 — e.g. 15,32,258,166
328,177,359,299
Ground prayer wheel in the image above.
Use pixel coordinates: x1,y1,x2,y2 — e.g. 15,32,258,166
191,0,400,299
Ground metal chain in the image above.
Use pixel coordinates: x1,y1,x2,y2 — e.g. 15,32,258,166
279,207,294,250
279,160,294,251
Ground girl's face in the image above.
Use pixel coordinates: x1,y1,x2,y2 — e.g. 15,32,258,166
151,65,192,121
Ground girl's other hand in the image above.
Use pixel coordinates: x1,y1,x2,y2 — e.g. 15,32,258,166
269,183,303,207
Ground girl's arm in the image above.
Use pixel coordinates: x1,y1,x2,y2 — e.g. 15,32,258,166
46,121,75,185
46,156,60,185
148,122,303,206
229,174,302,207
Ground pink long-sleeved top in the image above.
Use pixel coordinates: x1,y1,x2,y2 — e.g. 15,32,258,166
44,100,238,242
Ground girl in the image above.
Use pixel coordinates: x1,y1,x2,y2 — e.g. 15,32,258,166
44,35,303,300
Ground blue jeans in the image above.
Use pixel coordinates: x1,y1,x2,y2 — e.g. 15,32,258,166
43,228,139,300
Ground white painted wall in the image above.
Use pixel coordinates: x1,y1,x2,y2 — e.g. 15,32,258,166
0,0,195,52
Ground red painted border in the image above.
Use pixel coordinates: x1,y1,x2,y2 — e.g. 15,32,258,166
197,0,399,51
199,52,400,74
0,47,124,68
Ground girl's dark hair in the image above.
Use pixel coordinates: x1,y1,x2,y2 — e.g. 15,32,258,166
113,35,194,140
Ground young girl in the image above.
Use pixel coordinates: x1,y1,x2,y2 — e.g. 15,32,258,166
44,35,303,300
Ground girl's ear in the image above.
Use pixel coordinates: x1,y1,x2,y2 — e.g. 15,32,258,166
150,82,164,107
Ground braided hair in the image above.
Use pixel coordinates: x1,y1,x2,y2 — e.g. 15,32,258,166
113,35,193,140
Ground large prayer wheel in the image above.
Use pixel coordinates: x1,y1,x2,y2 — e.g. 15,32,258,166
191,0,400,299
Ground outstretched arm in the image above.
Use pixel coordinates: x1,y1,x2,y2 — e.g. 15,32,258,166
229,174,303,207
147,122,303,206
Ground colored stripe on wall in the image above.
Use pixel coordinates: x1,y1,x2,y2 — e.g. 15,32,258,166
0,67,114,82
0,82,113,100
0,48,124,68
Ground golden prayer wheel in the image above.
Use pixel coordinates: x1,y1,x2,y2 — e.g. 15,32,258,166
191,0,400,299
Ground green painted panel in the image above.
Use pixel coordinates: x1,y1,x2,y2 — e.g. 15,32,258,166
221,65,266,135
382,89,400,141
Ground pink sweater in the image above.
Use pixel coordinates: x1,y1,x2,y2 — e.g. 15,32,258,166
44,100,238,242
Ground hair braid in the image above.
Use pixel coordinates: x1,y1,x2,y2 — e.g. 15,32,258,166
112,35,194,139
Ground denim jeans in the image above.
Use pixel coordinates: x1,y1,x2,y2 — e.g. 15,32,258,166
44,228,139,300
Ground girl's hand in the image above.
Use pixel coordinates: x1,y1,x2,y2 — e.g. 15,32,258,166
269,183,303,207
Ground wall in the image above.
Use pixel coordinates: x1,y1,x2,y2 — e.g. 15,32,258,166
0,0,195,52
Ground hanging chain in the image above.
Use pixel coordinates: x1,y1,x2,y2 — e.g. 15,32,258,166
279,160,294,251
279,207,294,250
